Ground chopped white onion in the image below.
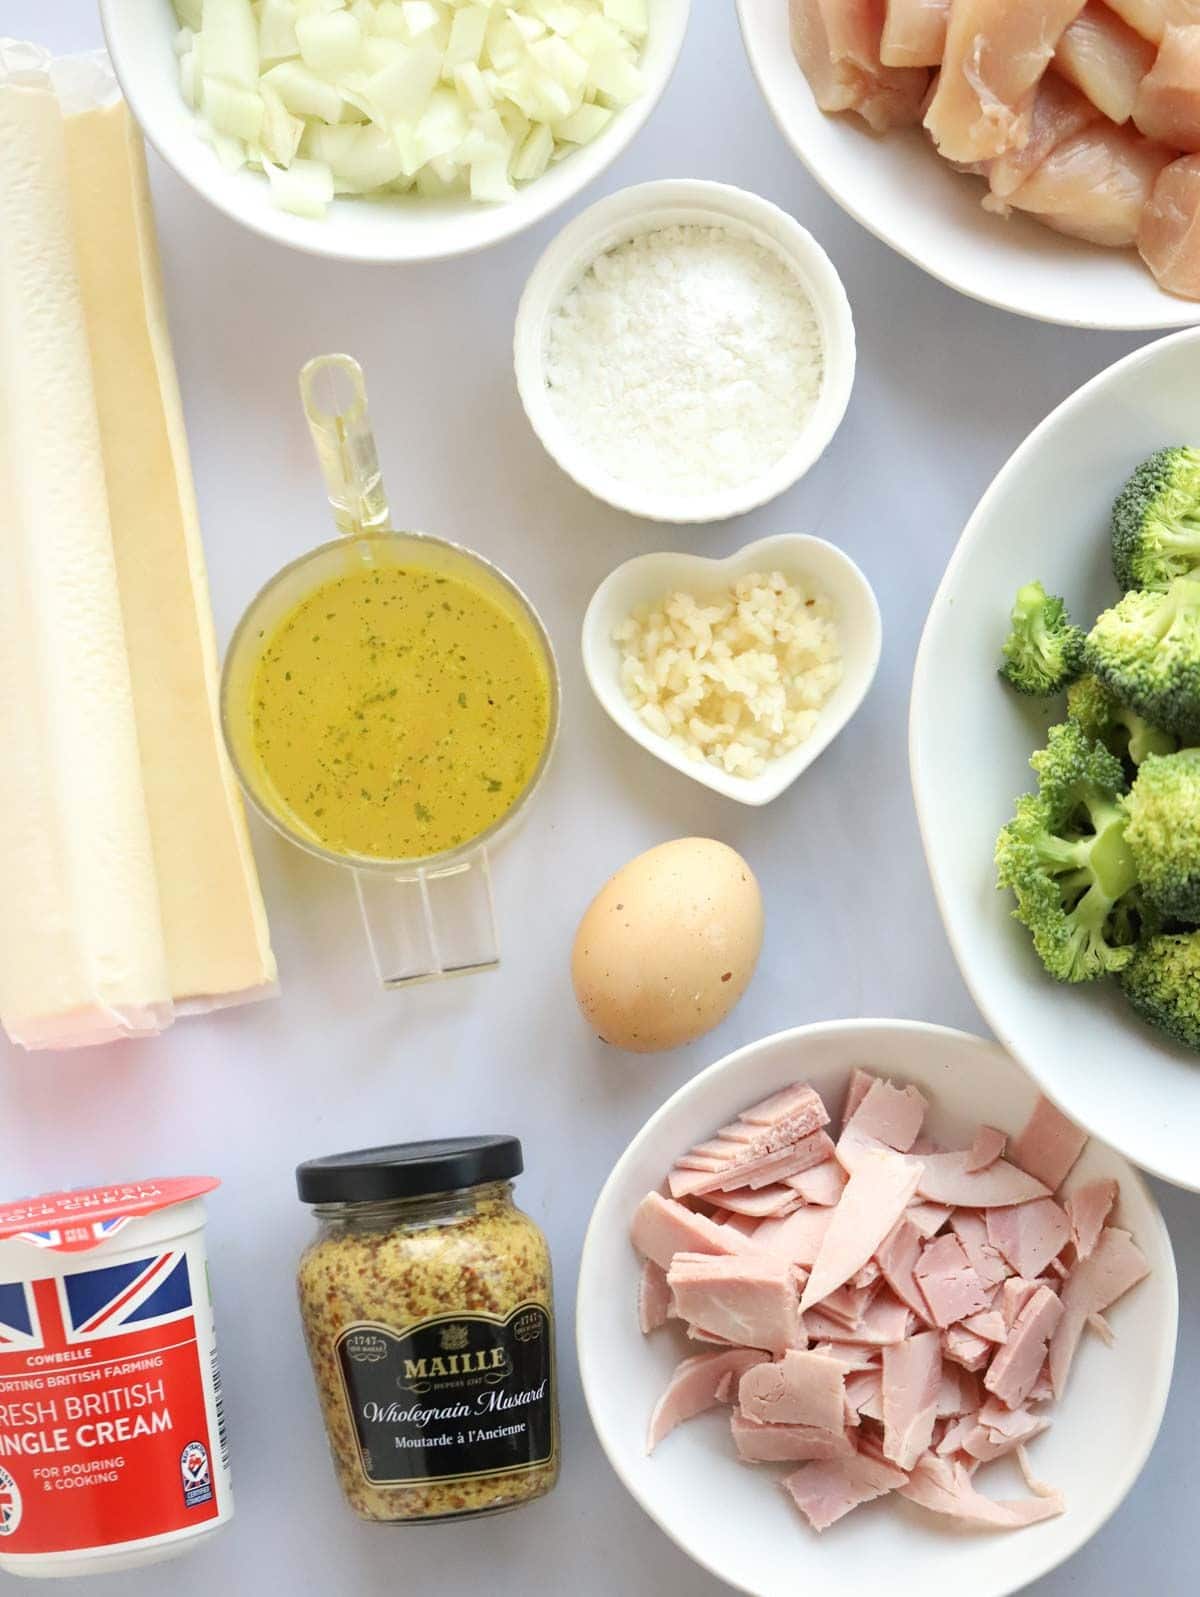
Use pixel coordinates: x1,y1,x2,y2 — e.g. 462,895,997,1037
173,0,648,217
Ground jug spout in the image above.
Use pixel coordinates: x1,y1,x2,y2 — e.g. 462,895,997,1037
299,354,391,537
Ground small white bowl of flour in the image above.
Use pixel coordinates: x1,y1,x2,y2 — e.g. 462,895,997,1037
514,179,855,523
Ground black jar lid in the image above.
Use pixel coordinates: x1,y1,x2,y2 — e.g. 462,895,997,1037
296,1136,523,1205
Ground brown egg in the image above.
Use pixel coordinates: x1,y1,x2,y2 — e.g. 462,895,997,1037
571,838,764,1054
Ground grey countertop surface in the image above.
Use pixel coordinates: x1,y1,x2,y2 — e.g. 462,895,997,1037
1,2,1195,1593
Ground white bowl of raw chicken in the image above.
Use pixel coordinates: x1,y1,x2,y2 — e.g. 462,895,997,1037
737,0,1200,330
577,1020,1177,1597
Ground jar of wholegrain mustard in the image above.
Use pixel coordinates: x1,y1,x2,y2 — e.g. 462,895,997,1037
294,1137,558,1525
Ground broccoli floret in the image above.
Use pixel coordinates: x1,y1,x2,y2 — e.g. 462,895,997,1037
995,722,1140,983
1111,447,1200,591
1066,673,1179,766
999,581,1087,696
1124,750,1200,923
1086,576,1200,743
1121,931,1200,1052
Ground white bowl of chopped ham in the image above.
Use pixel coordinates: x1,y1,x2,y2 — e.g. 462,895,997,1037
577,1019,1177,1597
737,0,1200,328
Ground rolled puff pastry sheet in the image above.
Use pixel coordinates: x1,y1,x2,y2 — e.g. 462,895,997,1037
0,44,276,1050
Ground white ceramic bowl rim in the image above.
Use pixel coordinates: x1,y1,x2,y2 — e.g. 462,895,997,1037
910,324,1200,1189
514,178,856,522
578,1018,1179,1597
581,532,882,804
99,0,692,264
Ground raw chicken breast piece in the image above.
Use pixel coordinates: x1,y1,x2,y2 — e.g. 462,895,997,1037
1056,2,1157,123
1105,0,1200,43
1139,152,1200,295
925,0,1089,164
987,72,1102,199
790,0,930,132
991,122,1174,245
1133,25,1200,148
881,0,950,66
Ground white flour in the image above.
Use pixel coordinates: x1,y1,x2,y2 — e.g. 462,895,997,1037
542,223,824,497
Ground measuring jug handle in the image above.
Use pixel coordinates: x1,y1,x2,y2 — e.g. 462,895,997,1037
299,353,391,537
354,849,500,987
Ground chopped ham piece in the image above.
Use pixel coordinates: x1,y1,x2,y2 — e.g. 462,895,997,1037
783,1450,908,1532
731,1409,855,1463
842,1067,879,1125
784,1159,848,1206
1107,0,1200,42
712,1184,803,1219
715,1210,762,1239
962,1408,1050,1461
910,1150,1051,1207
739,1348,852,1433
843,1078,928,1152
670,1130,837,1199
1050,1227,1151,1397
646,1348,767,1453
950,1210,1011,1286
814,1340,881,1370
1088,1310,1116,1346
631,1192,754,1270
1139,152,1200,296
959,1309,1008,1343
937,1363,982,1417
818,1280,880,1330
667,1254,805,1356
667,1083,830,1196
987,71,1102,199
985,1286,1064,1409
899,1452,1065,1527
1066,1179,1118,1260
1001,1275,1044,1329
638,1259,672,1333
914,1234,994,1327
924,0,1089,164
906,1200,954,1237
844,1366,884,1420
942,1324,993,1372
852,1258,882,1289
1009,1096,1088,1191
986,1199,1071,1279
881,0,950,66
876,1215,934,1323
801,1152,923,1312
1133,23,1200,147
882,1330,942,1469
751,1204,833,1266
966,1125,1007,1172
806,1289,914,1346
1056,2,1156,122
789,0,929,133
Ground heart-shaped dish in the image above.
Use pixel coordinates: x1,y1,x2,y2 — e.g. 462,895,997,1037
582,533,881,805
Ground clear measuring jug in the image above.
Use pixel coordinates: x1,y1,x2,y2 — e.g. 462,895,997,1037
220,355,560,987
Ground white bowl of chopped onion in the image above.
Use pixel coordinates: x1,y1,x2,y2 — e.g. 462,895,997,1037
99,0,691,263
514,179,856,521
582,533,881,805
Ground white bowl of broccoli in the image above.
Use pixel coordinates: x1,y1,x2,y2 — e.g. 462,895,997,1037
911,328,1200,1193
